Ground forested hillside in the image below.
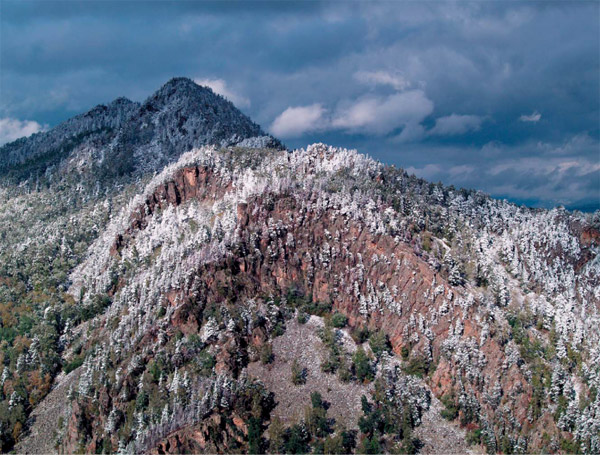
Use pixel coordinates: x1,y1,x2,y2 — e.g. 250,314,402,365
0,80,598,454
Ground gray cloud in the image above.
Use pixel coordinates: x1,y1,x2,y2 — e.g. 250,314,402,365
0,118,48,145
353,70,411,91
270,104,327,138
429,114,484,136
194,78,251,108
519,111,541,123
404,134,600,210
1,0,598,210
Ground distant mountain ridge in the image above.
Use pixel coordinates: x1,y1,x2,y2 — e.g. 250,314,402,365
0,77,280,184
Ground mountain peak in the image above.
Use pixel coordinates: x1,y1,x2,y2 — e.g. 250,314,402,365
83,96,138,119
145,77,219,109
162,76,202,90
133,77,280,163
1,77,282,182
109,96,136,107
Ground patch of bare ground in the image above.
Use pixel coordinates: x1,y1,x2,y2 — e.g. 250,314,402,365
414,392,481,455
16,368,81,455
246,315,373,430
248,314,479,454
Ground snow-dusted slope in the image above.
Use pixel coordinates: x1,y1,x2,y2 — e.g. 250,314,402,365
1,79,598,454
0,77,280,185
64,144,599,454
0,97,139,171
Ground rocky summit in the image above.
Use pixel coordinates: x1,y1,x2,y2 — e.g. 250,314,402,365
0,78,598,455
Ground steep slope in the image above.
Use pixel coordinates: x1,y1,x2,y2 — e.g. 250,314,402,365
132,78,271,168
106,77,279,177
35,144,598,454
0,78,279,452
0,97,139,175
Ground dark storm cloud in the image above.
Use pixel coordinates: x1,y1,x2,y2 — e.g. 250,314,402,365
1,0,598,210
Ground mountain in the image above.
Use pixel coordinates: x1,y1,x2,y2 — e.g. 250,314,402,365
0,77,280,186
1,79,599,455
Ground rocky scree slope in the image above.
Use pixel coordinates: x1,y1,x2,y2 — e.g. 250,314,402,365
41,144,600,454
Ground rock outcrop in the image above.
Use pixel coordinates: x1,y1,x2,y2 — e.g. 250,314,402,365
59,145,598,453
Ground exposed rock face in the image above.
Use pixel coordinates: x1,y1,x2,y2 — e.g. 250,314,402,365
58,145,598,453
127,166,522,441
148,412,248,455
110,166,227,256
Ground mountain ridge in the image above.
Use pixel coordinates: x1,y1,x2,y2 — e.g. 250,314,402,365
0,79,598,455
59,143,598,454
0,77,281,186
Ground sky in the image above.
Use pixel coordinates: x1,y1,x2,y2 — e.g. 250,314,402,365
1,1,599,211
